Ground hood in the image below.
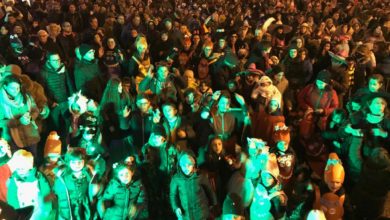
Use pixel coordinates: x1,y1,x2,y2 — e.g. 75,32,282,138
176,149,197,177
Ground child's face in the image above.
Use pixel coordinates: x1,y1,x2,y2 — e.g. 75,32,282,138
368,79,382,93
211,139,223,154
276,141,288,152
179,155,195,176
149,134,165,147
118,168,133,185
327,180,342,193
69,159,85,172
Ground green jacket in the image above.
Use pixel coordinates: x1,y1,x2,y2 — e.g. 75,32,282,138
99,178,148,220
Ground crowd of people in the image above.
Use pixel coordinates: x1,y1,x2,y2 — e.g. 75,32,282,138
0,0,390,219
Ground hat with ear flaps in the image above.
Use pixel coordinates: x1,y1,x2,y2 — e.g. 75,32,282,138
44,131,61,158
324,153,345,184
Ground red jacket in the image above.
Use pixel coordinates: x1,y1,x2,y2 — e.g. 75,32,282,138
298,84,339,129
0,164,12,202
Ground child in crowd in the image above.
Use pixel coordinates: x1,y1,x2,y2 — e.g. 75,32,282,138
7,150,53,219
170,150,217,220
98,162,148,220
53,147,102,220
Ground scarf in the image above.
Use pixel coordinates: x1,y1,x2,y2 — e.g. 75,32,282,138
0,88,26,119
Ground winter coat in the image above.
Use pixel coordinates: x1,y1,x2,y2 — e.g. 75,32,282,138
39,63,75,105
0,91,40,145
73,58,103,101
170,169,217,220
100,178,148,220
7,170,53,219
297,84,339,130
53,167,100,220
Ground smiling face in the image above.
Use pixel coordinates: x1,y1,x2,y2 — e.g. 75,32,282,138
69,158,85,173
117,167,133,185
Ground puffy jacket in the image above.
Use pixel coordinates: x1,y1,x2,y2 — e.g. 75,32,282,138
53,167,101,220
170,153,217,220
99,178,148,220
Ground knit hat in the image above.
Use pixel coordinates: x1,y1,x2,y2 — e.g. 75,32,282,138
152,125,167,138
44,131,61,158
222,193,244,217
324,153,345,184
261,153,280,179
10,149,34,170
316,69,331,84
272,122,291,144
79,44,95,58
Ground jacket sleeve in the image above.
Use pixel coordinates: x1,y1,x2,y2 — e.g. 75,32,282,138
323,90,339,116
134,181,149,219
200,174,218,206
297,85,312,111
169,176,182,212
138,76,153,93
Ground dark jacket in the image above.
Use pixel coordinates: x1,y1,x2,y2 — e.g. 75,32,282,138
53,167,100,220
99,178,148,220
73,58,103,101
40,63,75,105
170,154,217,220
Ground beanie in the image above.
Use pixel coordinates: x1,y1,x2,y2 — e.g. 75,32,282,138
44,131,61,158
79,44,95,58
222,193,244,216
316,70,331,84
324,153,345,184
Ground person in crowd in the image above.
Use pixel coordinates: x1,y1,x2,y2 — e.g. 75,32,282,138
312,153,346,220
170,150,218,220
0,0,389,219
0,75,40,155
53,147,102,220
6,149,54,219
98,162,148,220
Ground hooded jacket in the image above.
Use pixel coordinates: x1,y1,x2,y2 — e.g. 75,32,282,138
170,152,217,220
99,177,148,220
